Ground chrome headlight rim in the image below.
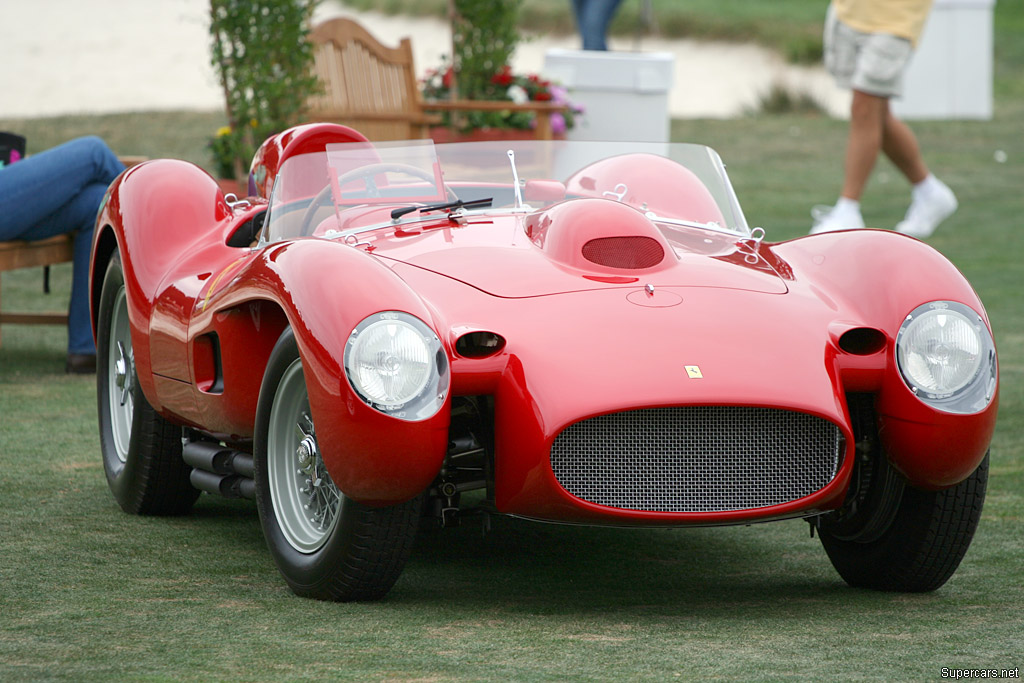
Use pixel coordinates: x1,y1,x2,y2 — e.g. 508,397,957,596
895,301,996,415
343,311,449,421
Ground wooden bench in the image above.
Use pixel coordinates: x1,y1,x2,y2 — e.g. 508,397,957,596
0,234,75,345
306,17,568,141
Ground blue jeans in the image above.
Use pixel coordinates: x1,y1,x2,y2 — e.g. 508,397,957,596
572,0,624,50
0,136,125,354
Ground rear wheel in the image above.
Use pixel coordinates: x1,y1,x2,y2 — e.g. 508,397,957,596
254,327,422,601
97,253,199,515
818,450,988,592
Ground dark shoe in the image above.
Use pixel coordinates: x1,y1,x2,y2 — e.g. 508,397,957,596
66,353,97,374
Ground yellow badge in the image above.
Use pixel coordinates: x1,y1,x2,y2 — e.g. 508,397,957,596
685,365,703,379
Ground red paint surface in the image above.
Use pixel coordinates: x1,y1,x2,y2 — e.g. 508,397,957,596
89,124,997,517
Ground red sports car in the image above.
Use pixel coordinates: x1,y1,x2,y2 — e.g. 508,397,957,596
91,123,997,600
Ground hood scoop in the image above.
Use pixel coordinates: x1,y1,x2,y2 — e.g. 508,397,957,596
526,198,673,275
382,197,788,298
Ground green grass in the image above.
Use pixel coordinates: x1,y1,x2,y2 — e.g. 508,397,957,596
0,110,227,171
3,115,1022,679
3,3,1024,680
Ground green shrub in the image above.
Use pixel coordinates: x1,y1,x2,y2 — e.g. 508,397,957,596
450,0,521,101
209,0,319,178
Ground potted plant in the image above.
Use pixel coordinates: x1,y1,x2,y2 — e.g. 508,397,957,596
209,0,320,191
423,0,580,140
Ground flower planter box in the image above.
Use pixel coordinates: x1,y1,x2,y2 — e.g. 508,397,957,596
429,126,564,144
423,100,570,141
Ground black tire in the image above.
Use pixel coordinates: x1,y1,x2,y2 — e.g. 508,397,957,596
97,253,199,515
253,327,422,601
819,453,988,592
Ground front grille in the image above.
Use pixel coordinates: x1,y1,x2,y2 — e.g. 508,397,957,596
550,407,842,513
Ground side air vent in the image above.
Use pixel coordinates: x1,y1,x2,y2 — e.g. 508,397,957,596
838,327,887,355
455,331,506,359
581,236,665,269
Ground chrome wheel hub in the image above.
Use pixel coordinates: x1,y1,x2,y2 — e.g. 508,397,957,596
107,286,134,463
114,340,134,407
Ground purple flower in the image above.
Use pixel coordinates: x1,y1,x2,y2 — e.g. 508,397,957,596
551,112,566,135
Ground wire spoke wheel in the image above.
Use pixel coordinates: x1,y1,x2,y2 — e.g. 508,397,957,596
266,359,342,553
255,327,424,601
96,252,198,516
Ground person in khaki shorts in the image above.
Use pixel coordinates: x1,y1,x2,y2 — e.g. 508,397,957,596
810,0,958,238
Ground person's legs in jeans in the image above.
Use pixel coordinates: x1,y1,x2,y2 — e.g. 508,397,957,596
1,136,124,239
13,182,108,354
572,0,624,50
0,136,124,354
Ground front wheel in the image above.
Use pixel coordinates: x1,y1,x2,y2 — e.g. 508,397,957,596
253,327,422,601
818,452,988,592
96,252,199,515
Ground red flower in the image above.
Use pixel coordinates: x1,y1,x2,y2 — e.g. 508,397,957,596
442,66,454,89
534,91,553,101
491,65,514,86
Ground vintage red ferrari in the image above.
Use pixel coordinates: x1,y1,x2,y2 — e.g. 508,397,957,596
90,123,997,600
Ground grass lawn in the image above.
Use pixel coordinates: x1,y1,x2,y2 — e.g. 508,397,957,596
2,5,1023,681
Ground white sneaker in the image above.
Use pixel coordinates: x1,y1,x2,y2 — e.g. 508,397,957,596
810,204,865,234
895,180,957,239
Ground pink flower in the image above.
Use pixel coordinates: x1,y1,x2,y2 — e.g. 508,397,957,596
550,85,569,105
551,112,566,135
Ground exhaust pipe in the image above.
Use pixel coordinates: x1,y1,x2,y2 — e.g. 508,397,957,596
189,469,256,499
183,441,255,499
182,441,254,477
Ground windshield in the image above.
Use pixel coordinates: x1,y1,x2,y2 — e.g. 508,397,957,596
262,140,749,243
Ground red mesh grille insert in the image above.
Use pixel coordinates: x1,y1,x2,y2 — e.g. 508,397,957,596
581,236,665,269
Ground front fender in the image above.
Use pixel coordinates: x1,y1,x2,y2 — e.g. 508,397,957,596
776,230,998,488
215,240,451,507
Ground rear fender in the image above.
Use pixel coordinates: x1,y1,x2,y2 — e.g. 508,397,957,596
91,160,233,409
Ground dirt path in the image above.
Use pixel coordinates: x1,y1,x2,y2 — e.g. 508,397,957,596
0,0,845,119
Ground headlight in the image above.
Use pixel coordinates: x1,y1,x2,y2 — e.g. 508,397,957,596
895,301,996,414
344,312,448,420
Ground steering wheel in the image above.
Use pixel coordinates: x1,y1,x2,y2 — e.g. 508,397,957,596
298,162,456,236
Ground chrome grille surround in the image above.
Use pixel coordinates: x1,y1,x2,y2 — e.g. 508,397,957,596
550,407,843,513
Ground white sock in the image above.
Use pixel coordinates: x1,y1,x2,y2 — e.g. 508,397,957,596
913,174,944,199
834,196,861,215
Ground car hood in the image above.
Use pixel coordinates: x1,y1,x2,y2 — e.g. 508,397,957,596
371,199,788,298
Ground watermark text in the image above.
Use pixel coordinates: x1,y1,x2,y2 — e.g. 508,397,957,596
941,668,1019,680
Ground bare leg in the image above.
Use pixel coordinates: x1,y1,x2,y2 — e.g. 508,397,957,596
881,109,929,185
840,90,888,201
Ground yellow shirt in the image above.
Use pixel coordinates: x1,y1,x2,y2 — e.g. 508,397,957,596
833,0,935,45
